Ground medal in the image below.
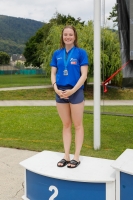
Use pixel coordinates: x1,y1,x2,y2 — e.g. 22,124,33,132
63,70,68,76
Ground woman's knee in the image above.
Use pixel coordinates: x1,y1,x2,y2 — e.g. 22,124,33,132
74,123,83,131
63,121,72,129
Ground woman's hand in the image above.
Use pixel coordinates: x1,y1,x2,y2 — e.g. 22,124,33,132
56,89,73,99
62,89,72,99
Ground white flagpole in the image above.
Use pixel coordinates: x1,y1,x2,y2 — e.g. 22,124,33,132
94,0,101,150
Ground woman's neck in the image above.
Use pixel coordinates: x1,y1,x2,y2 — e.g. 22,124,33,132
65,44,74,52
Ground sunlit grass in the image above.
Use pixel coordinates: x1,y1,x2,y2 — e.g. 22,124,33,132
0,106,133,160
0,74,51,88
0,85,133,100
0,74,133,160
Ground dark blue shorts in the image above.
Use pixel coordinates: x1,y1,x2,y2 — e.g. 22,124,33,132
56,86,84,104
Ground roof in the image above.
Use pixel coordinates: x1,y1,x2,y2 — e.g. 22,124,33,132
11,54,26,62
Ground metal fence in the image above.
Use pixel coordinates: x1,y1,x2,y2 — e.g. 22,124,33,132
0,69,45,75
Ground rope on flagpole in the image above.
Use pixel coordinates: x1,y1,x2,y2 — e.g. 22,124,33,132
102,60,131,93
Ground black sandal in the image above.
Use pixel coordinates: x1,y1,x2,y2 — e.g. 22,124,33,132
57,159,70,167
67,159,80,168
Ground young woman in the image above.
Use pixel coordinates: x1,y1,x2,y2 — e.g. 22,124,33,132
50,25,89,168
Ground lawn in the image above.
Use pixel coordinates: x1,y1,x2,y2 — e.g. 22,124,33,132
0,74,133,160
0,74,51,88
0,106,133,160
0,85,133,100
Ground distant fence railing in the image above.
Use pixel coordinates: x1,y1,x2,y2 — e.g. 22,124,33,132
0,69,45,75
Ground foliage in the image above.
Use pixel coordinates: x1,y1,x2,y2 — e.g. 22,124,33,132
41,22,93,76
41,21,121,85
0,39,25,55
76,21,94,75
23,29,44,67
22,12,121,85
42,25,63,75
24,12,85,68
101,28,121,85
0,15,44,55
0,51,10,65
50,12,85,26
108,3,118,27
2,11,121,85
23,23,52,67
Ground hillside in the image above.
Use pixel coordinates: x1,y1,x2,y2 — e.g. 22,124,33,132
0,15,44,55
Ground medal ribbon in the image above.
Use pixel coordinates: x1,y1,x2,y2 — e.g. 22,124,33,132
64,47,74,70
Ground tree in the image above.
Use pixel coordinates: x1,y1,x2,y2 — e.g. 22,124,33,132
24,12,121,86
108,3,118,27
101,28,121,85
23,23,52,67
42,25,63,75
41,22,121,85
0,51,10,65
50,12,85,26
23,13,85,67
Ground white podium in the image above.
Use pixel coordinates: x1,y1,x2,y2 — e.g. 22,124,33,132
20,150,115,200
111,149,133,200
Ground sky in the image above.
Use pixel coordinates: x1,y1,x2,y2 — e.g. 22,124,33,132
0,0,116,27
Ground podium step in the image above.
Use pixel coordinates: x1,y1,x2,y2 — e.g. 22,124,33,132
20,150,116,200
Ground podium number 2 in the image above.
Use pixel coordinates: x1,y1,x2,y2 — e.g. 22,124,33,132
49,185,58,200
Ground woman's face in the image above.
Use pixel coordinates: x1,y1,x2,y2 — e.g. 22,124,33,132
63,28,75,46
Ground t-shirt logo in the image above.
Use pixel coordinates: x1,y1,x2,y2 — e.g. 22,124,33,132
70,58,77,65
71,61,77,64
57,57,62,60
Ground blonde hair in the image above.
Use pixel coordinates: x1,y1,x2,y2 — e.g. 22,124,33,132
60,25,79,48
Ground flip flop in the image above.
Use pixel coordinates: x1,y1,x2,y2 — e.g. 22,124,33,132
67,159,80,168
57,159,70,167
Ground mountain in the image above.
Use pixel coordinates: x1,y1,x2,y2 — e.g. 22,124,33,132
0,15,44,55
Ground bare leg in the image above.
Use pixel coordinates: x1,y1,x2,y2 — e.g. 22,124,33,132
56,102,72,166
68,101,84,167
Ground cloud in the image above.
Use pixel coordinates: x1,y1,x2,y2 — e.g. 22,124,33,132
0,0,116,26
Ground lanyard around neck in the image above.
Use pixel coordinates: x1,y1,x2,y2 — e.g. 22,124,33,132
64,47,74,70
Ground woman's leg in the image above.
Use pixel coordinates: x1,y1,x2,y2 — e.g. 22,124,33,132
56,102,72,166
68,101,84,166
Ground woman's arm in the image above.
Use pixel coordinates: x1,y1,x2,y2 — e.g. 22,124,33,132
51,66,66,98
51,66,59,91
51,67,57,85
71,65,88,93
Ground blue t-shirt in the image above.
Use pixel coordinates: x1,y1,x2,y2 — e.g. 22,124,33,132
50,46,89,88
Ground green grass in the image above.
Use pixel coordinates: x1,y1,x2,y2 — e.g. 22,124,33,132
0,88,55,100
0,74,133,100
0,74,133,160
0,74,51,88
0,106,133,160
0,85,133,100
0,74,90,88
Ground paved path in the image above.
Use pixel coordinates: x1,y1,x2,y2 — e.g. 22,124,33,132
0,147,37,200
0,85,52,91
0,86,132,106
0,100,132,106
